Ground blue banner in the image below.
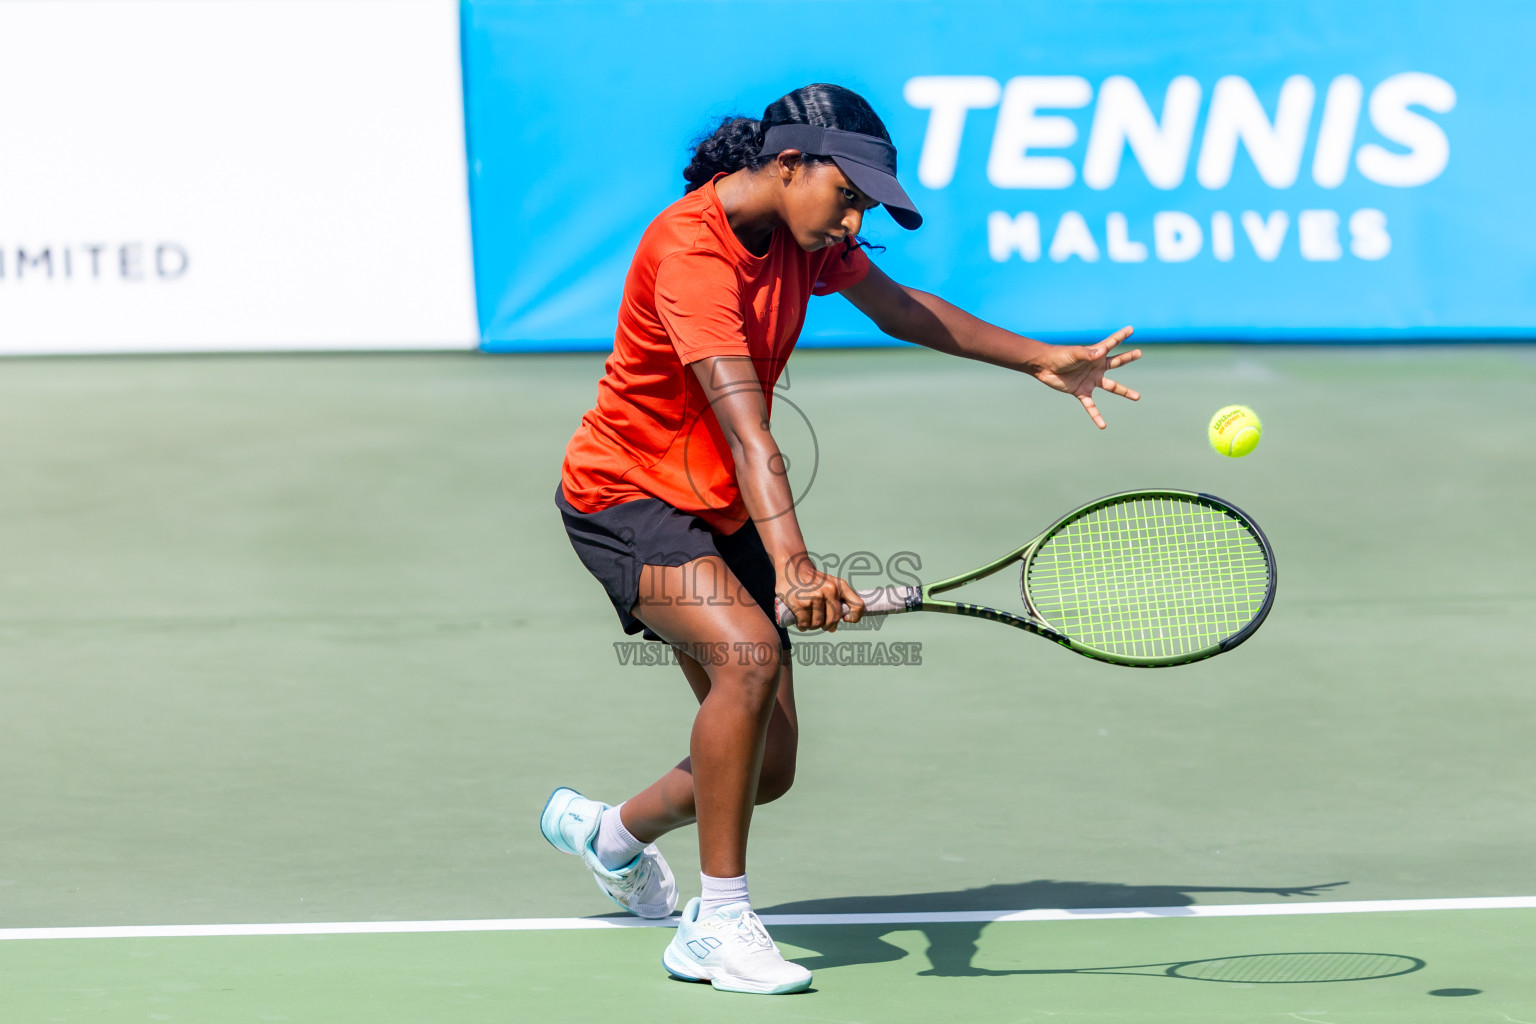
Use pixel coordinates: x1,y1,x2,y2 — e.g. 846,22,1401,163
462,0,1536,348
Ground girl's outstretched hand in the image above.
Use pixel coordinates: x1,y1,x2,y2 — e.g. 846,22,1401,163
1031,326,1142,429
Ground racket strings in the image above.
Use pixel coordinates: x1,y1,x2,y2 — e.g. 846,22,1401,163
1025,496,1271,659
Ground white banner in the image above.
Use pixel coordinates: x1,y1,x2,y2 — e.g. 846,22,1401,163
0,0,477,354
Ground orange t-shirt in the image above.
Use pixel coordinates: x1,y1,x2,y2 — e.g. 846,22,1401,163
560,176,871,534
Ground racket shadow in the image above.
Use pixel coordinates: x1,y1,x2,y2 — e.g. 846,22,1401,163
760,879,1352,977
987,951,1427,983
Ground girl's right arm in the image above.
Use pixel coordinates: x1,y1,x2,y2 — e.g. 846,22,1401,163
689,354,864,633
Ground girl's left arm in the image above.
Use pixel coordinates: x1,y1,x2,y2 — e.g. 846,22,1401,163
841,263,1143,429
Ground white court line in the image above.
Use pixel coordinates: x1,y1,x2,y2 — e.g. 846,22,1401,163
3,896,1535,941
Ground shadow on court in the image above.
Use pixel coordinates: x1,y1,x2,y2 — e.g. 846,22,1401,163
758,879,1354,976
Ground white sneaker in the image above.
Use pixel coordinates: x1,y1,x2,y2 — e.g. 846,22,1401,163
662,898,812,994
539,787,677,919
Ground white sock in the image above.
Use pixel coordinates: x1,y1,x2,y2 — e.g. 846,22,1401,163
699,872,749,916
592,803,647,870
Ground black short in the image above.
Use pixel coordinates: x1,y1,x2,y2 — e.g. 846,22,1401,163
555,483,791,648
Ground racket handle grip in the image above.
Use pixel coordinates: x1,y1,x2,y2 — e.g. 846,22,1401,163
774,585,919,630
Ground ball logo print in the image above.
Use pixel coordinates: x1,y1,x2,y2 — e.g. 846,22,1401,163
1209,405,1262,457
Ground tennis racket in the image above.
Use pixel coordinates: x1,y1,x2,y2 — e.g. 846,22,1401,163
1014,951,1423,983
775,489,1276,668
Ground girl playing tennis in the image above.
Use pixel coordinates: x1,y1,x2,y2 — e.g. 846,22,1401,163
543,83,1141,994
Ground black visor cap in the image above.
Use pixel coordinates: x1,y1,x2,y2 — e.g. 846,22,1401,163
758,124,923,230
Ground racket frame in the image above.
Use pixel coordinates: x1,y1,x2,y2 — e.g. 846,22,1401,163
831,489,1276,668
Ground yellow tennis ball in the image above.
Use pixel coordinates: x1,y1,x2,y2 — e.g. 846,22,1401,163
1209,405,1262,457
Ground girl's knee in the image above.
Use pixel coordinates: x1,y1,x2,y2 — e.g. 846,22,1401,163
709,647,781,708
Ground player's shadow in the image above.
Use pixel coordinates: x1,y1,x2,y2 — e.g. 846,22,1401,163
757,879,1349,977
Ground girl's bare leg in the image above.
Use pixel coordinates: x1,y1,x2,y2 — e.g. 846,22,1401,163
621,653,799,840
616,557,798,878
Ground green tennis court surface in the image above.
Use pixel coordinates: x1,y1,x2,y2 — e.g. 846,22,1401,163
1,347,1533,1020
5,910,1534,1022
